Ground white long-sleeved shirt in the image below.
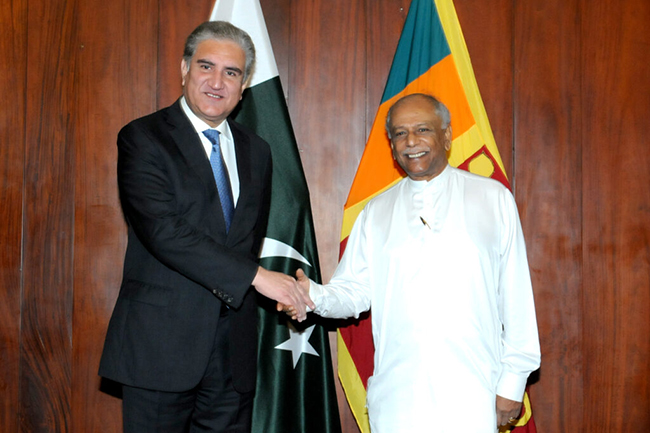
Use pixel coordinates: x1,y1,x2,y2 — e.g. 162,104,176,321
310,165,541,433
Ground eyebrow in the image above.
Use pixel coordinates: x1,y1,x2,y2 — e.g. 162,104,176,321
196,59,215,67
195,59,243,75
392,122,433,130
225,66,243,75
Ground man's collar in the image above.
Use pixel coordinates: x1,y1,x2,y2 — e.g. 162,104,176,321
179,96,233,141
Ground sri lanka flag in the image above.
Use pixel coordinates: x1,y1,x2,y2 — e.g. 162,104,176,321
337,1,535,432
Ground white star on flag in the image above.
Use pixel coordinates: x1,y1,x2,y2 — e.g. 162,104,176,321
274,322,320,368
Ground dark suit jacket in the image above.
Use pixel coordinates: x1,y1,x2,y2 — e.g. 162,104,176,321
99,99,272,393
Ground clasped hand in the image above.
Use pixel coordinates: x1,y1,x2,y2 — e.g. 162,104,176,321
276,269,311,321
252,267,314,322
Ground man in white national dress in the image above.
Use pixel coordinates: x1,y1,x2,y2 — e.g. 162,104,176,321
282,93,540,433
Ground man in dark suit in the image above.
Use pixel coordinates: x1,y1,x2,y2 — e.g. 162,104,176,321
99,21,313,433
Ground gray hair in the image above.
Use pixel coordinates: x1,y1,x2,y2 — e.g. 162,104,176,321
385,93,451,138
183,21,256,83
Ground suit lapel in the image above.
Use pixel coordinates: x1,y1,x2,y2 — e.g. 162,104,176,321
165,100,228,234
166,101,215,190
228,119,253,238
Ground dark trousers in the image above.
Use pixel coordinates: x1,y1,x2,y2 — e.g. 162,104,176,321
122,311,254,433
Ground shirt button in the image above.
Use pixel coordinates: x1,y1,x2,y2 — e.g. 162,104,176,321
212,289,218,295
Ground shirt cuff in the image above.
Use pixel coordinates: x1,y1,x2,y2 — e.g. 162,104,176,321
306,279,322,313
496,371,528,402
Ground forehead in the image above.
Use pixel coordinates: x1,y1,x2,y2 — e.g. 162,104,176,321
192,38,246,66
389,97,441,129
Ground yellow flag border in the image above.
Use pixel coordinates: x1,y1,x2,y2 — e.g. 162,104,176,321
434,0,507,177
337,332,372,433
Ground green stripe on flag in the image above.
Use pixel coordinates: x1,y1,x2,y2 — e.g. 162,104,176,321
382,0,451,102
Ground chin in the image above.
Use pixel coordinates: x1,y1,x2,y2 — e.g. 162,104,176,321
404,166,430,178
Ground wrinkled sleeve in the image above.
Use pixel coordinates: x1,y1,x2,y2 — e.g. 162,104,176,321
496,190,541,401
309,208,372,319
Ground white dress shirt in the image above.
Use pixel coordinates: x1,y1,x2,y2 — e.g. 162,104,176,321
180,96,240,204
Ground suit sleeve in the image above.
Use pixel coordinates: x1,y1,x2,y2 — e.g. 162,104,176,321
116,121,266,308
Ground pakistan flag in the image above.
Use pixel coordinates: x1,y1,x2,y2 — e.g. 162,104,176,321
210,1,342,432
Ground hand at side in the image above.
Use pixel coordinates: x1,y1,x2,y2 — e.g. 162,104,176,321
496,394,522,427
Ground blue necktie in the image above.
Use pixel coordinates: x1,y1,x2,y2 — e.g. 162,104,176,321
203,129,235,232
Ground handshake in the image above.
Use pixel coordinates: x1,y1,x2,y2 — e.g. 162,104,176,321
252,267,314,322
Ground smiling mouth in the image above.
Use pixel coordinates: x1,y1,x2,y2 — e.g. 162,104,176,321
406,151,427,159
206,93,223,99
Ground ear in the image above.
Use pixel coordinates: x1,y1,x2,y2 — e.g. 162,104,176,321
444,126,452,151
181,59,189,86
239,79,249,101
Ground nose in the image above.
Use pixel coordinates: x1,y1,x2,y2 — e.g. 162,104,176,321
207,72,223,89
405,130,417,147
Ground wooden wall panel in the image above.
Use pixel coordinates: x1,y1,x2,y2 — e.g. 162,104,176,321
0,1,26,432
581,0,650,430
158,0,213,109
288,0,367,283
364,0,410,138
513,1,583,431
20,0,78,430
71,0,159,431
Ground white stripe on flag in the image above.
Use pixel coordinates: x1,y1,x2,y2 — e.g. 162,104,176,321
209,0,279,87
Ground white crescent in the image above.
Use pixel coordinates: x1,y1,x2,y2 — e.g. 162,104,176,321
259,237,312,268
